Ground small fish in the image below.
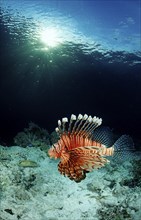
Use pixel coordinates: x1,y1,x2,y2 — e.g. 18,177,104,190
48,114,134,182
18,160,38,167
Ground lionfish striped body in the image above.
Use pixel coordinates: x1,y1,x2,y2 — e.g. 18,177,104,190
48,114,134,182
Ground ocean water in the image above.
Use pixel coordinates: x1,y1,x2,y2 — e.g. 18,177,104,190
0,1,141,219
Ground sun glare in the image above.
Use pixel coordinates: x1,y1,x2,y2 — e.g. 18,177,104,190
40,28,63,47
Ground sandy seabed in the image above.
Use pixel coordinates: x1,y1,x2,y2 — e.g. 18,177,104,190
0,145,141,220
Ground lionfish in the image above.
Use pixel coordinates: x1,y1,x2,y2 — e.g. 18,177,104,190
48,114,134,182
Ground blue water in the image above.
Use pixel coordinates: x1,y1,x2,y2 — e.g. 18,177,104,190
0,0,140,52
0,0,141,146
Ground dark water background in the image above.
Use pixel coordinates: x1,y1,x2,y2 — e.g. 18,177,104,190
0,0,141,148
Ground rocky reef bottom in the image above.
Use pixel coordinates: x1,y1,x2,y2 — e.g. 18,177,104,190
0,145,141,220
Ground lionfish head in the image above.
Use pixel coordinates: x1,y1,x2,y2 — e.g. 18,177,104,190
48,144,60,159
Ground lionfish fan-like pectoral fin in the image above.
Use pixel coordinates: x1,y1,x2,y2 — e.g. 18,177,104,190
92,126,115,147
58,161,86,182
113,135,135,161
69,148,109,171
80,157,109,171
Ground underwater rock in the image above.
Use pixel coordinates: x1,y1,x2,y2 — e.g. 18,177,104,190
18,160,39,167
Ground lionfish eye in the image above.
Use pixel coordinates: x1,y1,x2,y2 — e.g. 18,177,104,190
52,144,57,152
53,144,56,150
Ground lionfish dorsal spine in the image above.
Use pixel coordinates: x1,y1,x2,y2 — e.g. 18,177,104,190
62,117,68,132
55,114,102,139
79,115,93,137
72,114,84,134
86,116,102,136
76,114,89,135
71,114,82,134
68,114,77,133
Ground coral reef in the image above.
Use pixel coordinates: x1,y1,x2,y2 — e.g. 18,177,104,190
120,159,141,188
14,122,50,145
13,122,54,153
0,145,141,220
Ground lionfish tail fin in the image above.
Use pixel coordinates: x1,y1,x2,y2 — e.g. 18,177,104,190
113,135,134,160
55,113,102,138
